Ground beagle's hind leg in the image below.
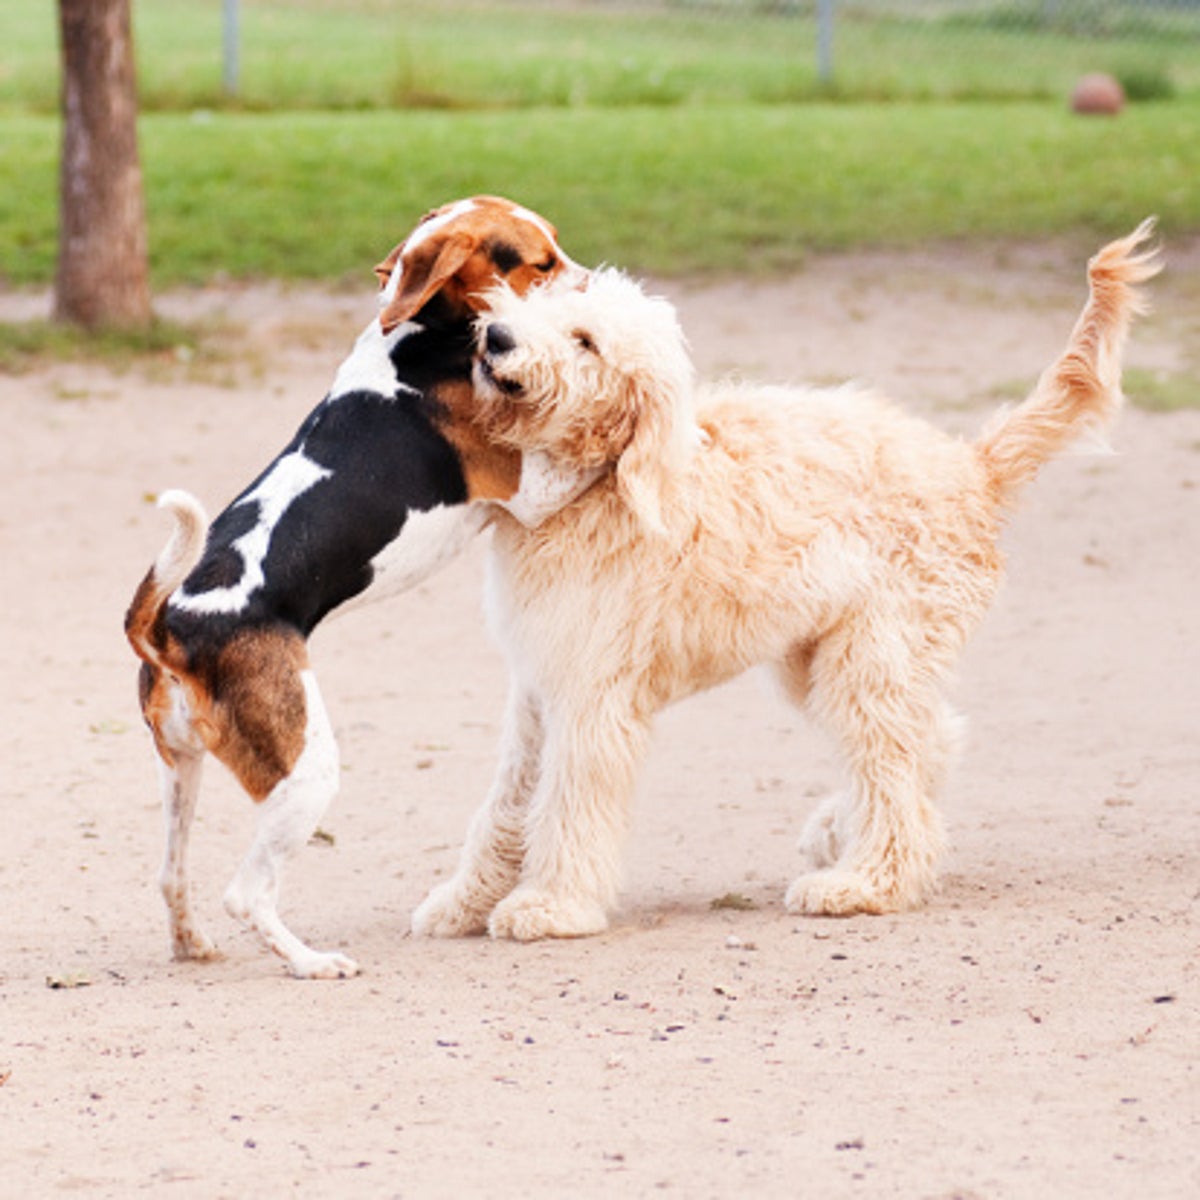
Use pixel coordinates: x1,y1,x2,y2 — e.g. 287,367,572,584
158,748,221,961
221,667,359,979
140,665,220,962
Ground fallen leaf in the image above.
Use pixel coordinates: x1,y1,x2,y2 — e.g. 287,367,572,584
89,719,129,736
46,971,92,990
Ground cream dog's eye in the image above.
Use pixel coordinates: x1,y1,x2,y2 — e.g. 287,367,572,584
572,329,598,354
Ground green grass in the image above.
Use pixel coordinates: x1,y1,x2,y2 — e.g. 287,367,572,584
3,99,1197,287
2,2,1198,290
1125,366,1200,413
0,316,203,374
3,0,1198,114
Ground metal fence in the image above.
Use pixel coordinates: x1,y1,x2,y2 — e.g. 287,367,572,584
594,1,1199,97
796,1,1199,86
210,1,1200,109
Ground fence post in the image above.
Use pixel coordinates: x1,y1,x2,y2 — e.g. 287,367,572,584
817,0,835,88
223,0,240,97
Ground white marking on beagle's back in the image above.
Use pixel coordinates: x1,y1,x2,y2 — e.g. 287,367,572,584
173,451,331,615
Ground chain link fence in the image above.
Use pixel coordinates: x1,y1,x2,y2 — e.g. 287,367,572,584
193,0,1200,111
4,3,1193,119
747,1,1198,92
388,0,1195,103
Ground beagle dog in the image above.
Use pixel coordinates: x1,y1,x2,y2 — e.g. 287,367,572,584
125,196,590,978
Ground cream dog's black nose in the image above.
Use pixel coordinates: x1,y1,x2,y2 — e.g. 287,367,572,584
485,323,517,356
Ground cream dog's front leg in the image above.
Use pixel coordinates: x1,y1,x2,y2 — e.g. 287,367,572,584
488,693,651,942
411,684,545,937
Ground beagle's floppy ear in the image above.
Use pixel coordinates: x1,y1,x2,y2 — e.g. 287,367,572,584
373,243,403,290
372,203,445,292
377,231,478,334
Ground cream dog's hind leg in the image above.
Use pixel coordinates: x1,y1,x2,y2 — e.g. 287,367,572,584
784,613,956,915
411,685,545,936
768,642,850,873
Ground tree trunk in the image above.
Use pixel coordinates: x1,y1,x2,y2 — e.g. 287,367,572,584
54,0,151,329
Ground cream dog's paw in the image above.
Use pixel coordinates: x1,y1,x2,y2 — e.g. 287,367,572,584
488,888,609,942
411,878,495,938
785,869,893,917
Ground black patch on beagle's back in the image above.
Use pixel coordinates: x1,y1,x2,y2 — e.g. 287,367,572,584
185,504,258,594
170,388,468,644
163,311,479,659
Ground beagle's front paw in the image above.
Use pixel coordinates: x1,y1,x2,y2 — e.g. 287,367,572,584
287,948,360,980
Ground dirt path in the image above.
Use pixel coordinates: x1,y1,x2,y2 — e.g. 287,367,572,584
1,238,1197,1197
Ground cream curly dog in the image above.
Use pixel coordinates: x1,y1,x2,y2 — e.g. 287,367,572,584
412,222,1160,942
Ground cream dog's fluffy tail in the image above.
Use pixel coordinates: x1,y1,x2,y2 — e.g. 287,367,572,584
975,219,1161,504
124,489,209,665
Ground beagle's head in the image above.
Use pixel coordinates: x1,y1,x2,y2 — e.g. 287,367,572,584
374,196,585,334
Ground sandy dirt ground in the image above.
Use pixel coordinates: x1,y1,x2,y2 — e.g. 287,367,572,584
2,236,1198,1198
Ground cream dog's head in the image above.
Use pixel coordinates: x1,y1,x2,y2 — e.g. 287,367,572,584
473,268,697,531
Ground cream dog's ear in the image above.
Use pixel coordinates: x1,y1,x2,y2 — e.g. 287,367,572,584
614,364,694,534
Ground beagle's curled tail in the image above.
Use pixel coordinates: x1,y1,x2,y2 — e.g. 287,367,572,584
975,218,1162,505
124,489,209,664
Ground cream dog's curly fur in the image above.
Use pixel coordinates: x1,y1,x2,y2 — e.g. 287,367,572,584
412,222,1160,942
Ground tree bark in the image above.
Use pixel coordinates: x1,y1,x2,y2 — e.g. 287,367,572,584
54,0,151,329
